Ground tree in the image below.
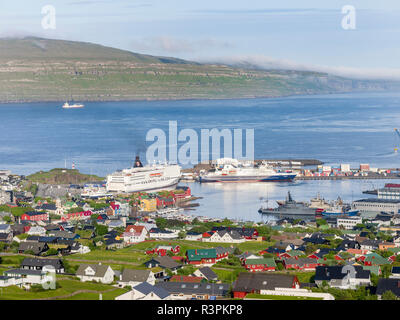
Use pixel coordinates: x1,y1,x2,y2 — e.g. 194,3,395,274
178,231,186,239
382,290,398,300
2,215,11,223
44,248,59,256
95,224,108,236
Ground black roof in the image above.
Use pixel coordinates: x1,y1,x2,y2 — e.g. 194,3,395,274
392,266,400,274
21,258,63,269
377,278,400,297
233,272,297,293
197,267,218,281
134,282,170,299
315,266,370,281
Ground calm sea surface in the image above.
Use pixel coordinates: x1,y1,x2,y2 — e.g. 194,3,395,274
1,92,400,221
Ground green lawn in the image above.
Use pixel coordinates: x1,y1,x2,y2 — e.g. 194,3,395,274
65,240,273,266
0,279,127,300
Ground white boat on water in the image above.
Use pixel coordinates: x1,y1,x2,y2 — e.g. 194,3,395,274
106,156,182,193
62,102,84,109
199,158,297,183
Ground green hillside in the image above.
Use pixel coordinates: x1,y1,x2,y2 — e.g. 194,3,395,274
0,37,397,103
27,168,104,184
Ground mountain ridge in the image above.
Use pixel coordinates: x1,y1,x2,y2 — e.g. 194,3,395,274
0,37,398,103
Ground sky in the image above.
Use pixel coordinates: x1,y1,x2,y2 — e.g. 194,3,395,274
1,0,400,79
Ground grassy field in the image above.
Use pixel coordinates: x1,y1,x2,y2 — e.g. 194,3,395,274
65,239,273,266
27,168,104,184
0,278,128,300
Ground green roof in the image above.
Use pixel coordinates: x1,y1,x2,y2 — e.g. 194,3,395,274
287,250,304,257
363,253,390,265
245,258,276,267
388,247,400,254
363,265,380,275
271,226,284,231
342,230,360,234
186,249,217,261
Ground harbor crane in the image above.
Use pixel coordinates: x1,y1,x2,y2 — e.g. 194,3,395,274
395,128,400,152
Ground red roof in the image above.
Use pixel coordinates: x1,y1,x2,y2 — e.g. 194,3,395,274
170,275,203,283
125,225,145,234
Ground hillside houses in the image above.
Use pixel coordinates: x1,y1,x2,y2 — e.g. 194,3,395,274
122,225,147,244
315,266,371,289
233,273,300,299
76,263,115,284
118,269,156,287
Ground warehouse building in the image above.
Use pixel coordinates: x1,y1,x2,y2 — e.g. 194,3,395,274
353,198,400,214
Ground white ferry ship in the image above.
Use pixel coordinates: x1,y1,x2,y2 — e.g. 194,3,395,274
62,102,84,109
106,156,182,193
199,158,296,183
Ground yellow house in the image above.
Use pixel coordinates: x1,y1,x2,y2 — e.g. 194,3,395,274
140,198,157,212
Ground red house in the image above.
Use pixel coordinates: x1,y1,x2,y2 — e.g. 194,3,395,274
148,245,181,256
282,258,322,271
62,210,93,221
233,273,300,299
174,186,191,199
21,211,49,221
244,258,276,272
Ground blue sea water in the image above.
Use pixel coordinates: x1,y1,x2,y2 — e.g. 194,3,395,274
1,92,400,221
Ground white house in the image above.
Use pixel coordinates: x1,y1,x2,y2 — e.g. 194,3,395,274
148,228,179,240
336,217,362,230
135,222,157,233
117,269,155,288
115,282,171,300
0,224,11,234
27,226,47,236
76,263,115,284
185,231,203,241
202,230,245,243
122,225,148,244
3,269,55,288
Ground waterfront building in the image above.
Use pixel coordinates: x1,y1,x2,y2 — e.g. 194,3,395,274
378,186,400,200
337,216,363,230
353,199,400,214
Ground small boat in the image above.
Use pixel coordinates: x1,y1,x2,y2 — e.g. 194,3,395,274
62,102,84,109
321,197,359,217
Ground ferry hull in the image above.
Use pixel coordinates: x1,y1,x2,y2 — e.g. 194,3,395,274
199,174,296,183
321,210,359,217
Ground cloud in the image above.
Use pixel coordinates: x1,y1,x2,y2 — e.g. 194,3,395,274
200,54,400,81
130,36,234,54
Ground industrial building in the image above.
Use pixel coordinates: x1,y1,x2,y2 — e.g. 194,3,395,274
353,198,400,214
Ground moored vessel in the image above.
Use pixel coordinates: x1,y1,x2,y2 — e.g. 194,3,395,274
62,102,84,109
258,191,318,217
199,158,296,183
106,156,182,193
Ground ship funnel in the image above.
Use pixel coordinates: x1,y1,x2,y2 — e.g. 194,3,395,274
134,156,143,168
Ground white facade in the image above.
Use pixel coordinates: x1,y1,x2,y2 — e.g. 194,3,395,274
77,265,114,284
27,226,47,236
115,287,171,300
118,272,156,288
337,217,363,230
340,164,351,172
202,231,245,243
185,233,203,241
149,231,179,240
353,199,400,214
